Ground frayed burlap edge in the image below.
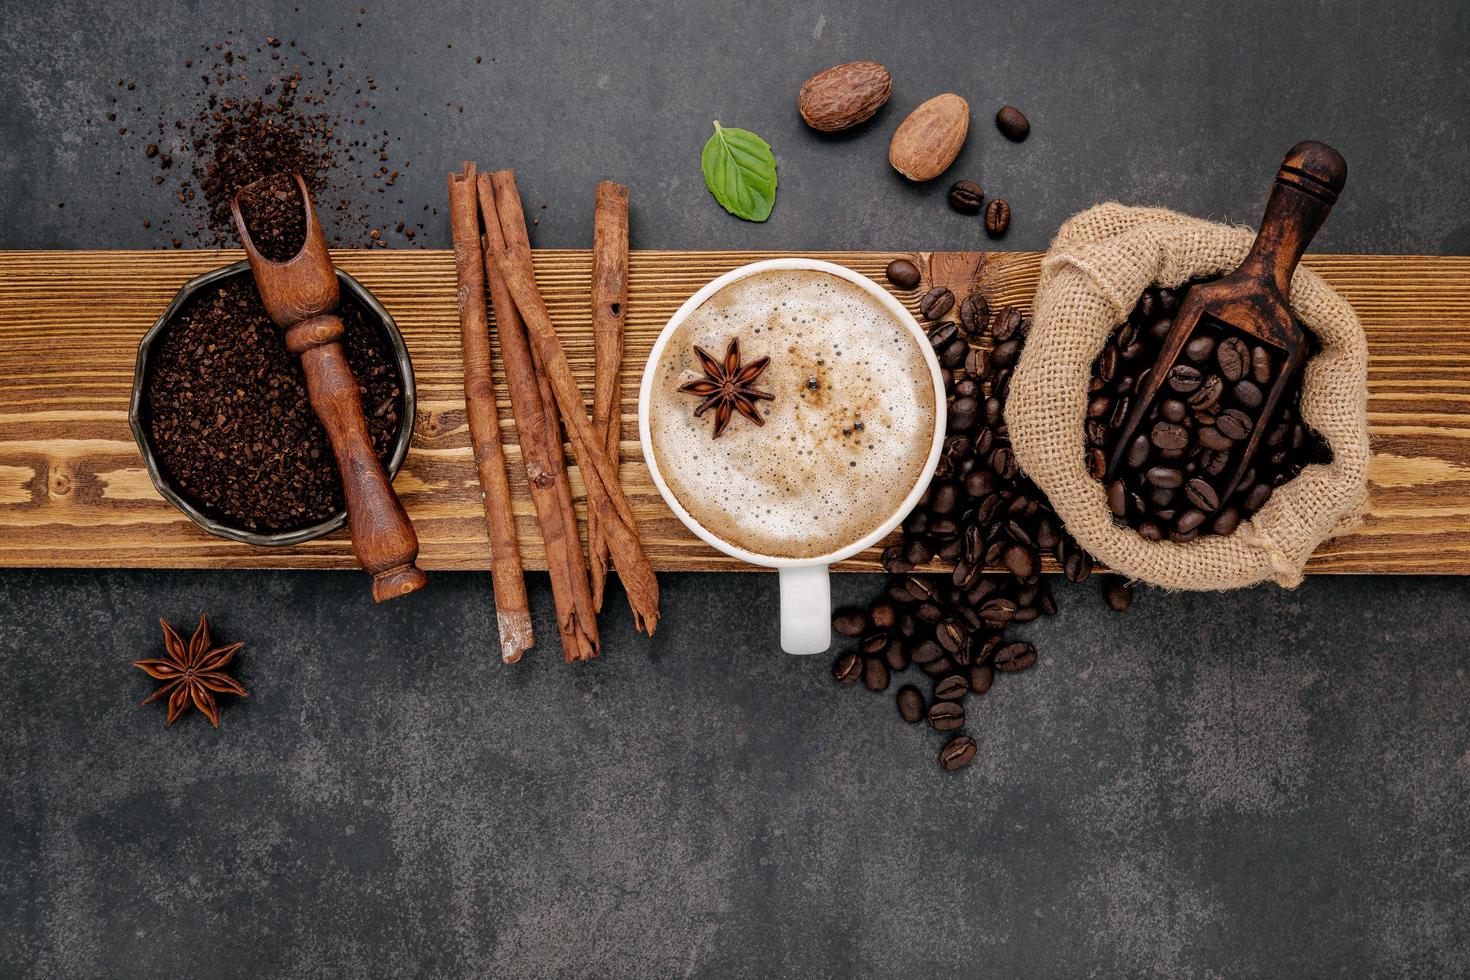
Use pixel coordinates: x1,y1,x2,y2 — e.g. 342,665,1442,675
1006,203,1370,590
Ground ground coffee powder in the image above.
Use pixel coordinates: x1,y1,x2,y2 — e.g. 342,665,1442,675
145,273,403,532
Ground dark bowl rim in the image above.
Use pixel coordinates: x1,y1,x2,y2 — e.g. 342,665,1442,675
127,259,416,547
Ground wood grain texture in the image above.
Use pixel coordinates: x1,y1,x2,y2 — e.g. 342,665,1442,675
1,249,1467,574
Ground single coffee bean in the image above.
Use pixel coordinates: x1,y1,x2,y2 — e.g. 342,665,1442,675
1184,477,1220,511
1138,520,1165,540
919,286,956,320
1184,335,1215,363
947,179,985,214
869,601,897,630
949,397,978,432
941,337,969,368
957,293,990,337
832,608,867,637
927,320,959,350
992,306,1024,342
833,651,862,684
884,639,908,671
965,346,990,377
1217,336,1249,381
896,685,924,723
1198,426,1234,451
1126,434,1151,468
939,734,978,771
1145,466,1184,489
1087,448,1107,479
1088,394,1113,420
1233,379,1264,409
1109,395,1132,430
1150,422,1189,451
992,338,1022,368
863,656,890,691
1252,345,1273,384
1189,373,1224,411
994,641,1037,672
984,198,1011,237
1217,408,1253,441
1166,364,1202,393
1244,482,1273,511
911,639,944,665
969,663,994,694
1160,399,1187,423
921,655,956,676
860,632,889,655
980,598,1018,624
1107,479,1129,517
1105,580,1133,611
1003,544,1039,580
1199,448,1230,476
929,700,965,732
934,674,969,701
1211,506,1241,535
885,258,921,290
1175,508,1207,533
995,105,1030,141
936,619,968,655
1064,549,1092,583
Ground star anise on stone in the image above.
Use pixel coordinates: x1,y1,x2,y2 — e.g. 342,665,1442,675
132,616,248,727
677,338,774,438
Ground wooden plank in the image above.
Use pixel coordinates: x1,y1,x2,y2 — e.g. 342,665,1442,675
0,249,1467,574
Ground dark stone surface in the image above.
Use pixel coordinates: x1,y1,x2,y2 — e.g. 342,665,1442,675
1,0,1467,976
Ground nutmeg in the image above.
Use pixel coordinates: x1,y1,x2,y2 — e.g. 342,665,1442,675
888,93,970,182
797,61,892,133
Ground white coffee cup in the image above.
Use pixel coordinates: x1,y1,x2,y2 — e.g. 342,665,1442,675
638,258,947,654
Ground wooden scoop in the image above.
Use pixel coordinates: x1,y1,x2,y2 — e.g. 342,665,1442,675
1105,141,1347,501
230,173,427,602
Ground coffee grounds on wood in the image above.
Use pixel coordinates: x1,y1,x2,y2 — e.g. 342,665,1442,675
146,273,403,532
238,173,307,261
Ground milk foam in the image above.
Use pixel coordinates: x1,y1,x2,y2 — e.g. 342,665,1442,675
648,270,937,559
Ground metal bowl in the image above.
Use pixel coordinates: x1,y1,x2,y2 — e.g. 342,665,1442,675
128,259,416,547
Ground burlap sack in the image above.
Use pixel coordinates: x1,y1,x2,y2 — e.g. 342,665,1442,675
1006,203,1370,590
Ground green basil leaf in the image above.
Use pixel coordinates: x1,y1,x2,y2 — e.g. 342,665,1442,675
701,121,778,222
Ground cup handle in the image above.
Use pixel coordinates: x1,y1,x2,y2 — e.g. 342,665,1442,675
778,564,831,654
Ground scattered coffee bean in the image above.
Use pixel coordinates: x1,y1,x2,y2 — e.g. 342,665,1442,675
833,608,867,637
1104,581,1133,611
833,651,862,684
896,685,924,723
934,674,969,701
995,105,1030,141
947,179,985,214
1217,336,1249,381
929,700,965,732
919,286,956,320
984,198,1011,237
939,735,978,770
886,257,922,290
958,293,989,337
863,656,890,691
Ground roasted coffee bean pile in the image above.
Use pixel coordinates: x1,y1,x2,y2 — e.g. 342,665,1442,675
1087,281,1332,541
237,173,307,261
97,30,421,247
835,278,1132,771
146,273,403,532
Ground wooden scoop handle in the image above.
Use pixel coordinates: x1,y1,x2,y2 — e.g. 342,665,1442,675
1238,140,1347,297
287,315,427,602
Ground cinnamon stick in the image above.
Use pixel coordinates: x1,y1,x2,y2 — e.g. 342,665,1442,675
486,169,660,634
448,163,532,663
587,180,630,611
474,172,600,662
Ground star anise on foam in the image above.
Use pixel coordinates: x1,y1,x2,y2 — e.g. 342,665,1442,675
132,616,248,727
677,338,774,438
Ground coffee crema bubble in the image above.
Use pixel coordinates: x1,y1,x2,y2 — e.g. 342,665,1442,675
648,270,937,559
